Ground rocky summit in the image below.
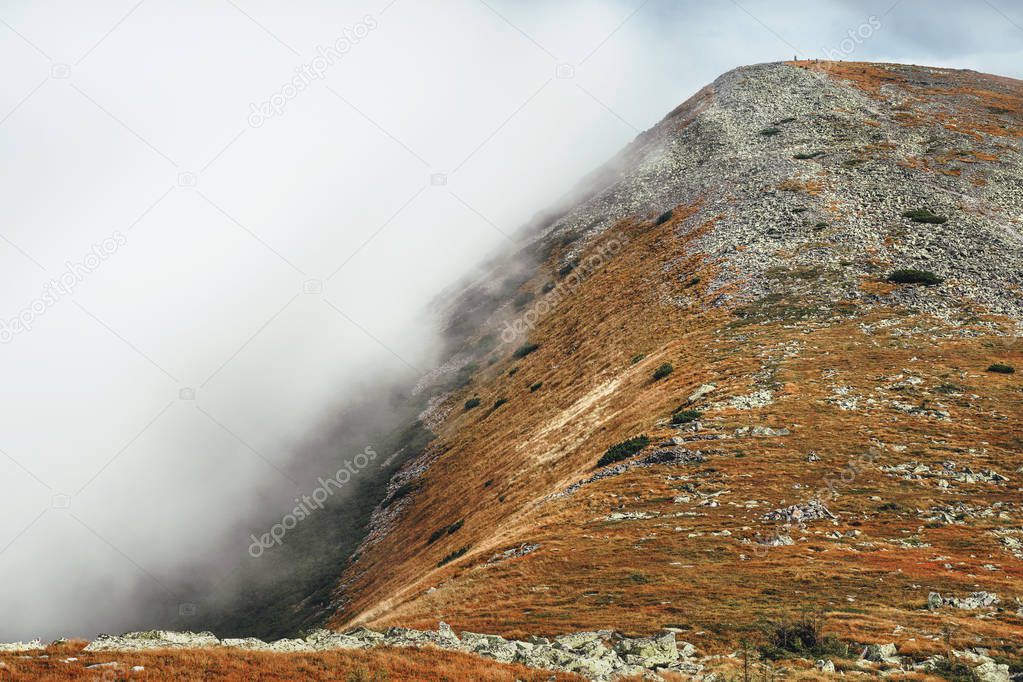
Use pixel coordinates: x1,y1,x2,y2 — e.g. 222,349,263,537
4,60,1023,680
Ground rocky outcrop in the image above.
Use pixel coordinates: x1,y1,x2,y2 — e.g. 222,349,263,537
80,624,704,681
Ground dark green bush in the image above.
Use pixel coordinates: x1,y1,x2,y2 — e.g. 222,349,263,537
902,208,947,224
541,282,556,294
774,116,796,125
793,151,823,160
987,363,1015,374
513,343,539,358
493,397,508,409
597,435,650,467
437,545,469,567
508,367,519,377
631,353,646,364
652,363,674,380
654,210,673,226
427,527,447,545
760,127,781,136
759,614,848,660
529,382,543,392
671,409,701,425
447,519,464,535
464,397,481,411
888,269,943,285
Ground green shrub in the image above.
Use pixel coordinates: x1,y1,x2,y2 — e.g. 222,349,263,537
427,527,447,545
597,435,650,467
541,282,556,294
671,409,701,425
529,382,543,392
793,151,823,160
652,363,674,380
987,363,1015,374
814,222,828,229
464,397,481,411
447,519,464,535
759,613,848,660
774,116,796,125
631,353,646,364
887,269,943,285
902,208,947,224
513,343,539,358
508,367,519,377
493,397,508,409
760,127,781,136
654,210,673,226
437,545,469,567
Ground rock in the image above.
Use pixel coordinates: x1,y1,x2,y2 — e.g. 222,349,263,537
221,637,271,650
0,640,43,652
954,650,1011,682
929,591,1000,610
763,499,835,523
615,631,679,668
84,631,220,652
817,658,836,673
862,642,899,663
436,622,460,647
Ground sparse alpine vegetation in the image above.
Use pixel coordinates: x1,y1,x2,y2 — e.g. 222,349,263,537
464,397,481,411
597,436,650,467
902,208,948,224
887,268,944,285
671,409,701,425
652,363,674,380
513,343,539,359
987,363,1015,374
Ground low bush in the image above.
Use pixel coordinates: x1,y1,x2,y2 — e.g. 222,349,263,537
513,343,539,358
437,546,469,568
597,435,650,467
654,210,673,226
793,151,823,160
631,353,646,364
447,519,464,535
887,269,943,285
493,397,508,409
671,409,701,425
464,397,481,411
759,613,849,661
541,282,555,294
652,363,674,380
760,126,781,136
529,382,543,392
902,208,948,224
987,363,1015,374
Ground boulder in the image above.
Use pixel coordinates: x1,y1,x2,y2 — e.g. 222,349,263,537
862,642,899,663
615,631,679,668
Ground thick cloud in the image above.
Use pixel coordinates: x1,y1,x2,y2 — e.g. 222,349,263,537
0,0,1019,640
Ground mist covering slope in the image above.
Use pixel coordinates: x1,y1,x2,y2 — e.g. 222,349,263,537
324,61,1023,663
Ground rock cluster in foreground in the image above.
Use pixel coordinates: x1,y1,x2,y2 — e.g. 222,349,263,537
83,624,705,681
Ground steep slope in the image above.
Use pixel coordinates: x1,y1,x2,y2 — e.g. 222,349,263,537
329,61,1023,667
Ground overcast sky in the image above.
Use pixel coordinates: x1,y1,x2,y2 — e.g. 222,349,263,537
0,0,1020,641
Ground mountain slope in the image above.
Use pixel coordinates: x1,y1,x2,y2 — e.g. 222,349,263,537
329,61,1023,665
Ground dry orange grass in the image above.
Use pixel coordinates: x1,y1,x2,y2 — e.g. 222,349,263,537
327,191,1023,660
0,640,582,681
